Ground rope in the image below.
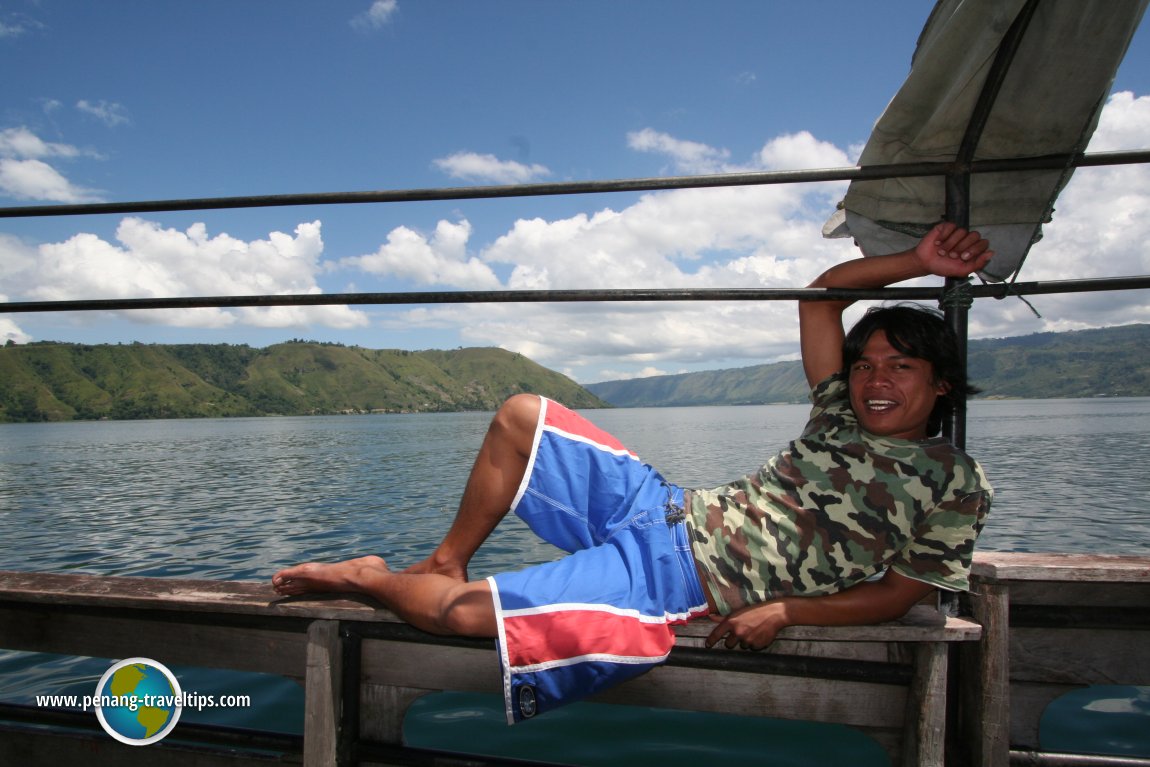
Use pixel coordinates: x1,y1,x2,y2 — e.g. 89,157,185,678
941,275,1043,318
938,278,975,310
994,274,1044,318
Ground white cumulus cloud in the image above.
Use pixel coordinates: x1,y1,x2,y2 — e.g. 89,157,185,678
341,219,501,289
627,128,732,174
7,219,368,331
433,151,551,184
0,127,102,202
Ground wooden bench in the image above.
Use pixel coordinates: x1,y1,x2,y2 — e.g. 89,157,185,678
959,552,1150,767
0,569,981,766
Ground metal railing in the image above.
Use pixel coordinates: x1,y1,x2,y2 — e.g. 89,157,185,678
2,148,1149,449
2,149,1149,319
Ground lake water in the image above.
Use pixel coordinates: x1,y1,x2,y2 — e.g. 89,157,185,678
1,398,1148,762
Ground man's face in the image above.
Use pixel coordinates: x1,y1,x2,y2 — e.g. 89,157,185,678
848,330,948,441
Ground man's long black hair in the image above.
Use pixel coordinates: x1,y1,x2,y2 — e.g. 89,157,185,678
842,303,981,438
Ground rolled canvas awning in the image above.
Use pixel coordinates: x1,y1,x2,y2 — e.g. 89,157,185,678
824,0,1149,281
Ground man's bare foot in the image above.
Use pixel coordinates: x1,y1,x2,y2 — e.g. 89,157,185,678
401,553,468,582
272,554,389,596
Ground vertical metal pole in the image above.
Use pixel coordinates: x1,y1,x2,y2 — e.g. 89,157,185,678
941,0,1041,449
943,176,971,449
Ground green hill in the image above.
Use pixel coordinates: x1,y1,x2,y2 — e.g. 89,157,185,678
4,324,1146,422
585,324,1150,407
0,342,606,423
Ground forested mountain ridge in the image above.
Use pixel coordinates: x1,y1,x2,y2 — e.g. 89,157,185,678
3,324,1146,423
0,342,605,422
585,324,1150,407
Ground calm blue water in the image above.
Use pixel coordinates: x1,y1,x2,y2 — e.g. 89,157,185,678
1,398,1148,762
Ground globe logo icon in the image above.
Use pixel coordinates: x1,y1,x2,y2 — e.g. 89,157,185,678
94,658,183,745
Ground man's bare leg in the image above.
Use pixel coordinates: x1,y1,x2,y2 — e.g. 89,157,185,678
403,393,540,581
270,394,538,633
272,555,496,637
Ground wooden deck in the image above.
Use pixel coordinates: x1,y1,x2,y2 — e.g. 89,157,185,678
0,553,1146,766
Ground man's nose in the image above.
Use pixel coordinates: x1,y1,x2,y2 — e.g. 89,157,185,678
866,368,893,386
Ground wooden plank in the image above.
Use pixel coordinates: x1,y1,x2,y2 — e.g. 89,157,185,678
360,638,501,693
672,604,981,644
357,635,910,729
748,637,913,664
1004,579,1150,608
0,569,397,623
972,552,1150,583
358,684,432,744
1010,626,1150,685
0,605,307,677
0,570,979,659
901,642,948,767
960,581,1011,767
598,663,909,729
0,570,978,644
303,620,343,767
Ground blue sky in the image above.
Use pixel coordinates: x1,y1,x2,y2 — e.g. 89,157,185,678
2,1,1149,383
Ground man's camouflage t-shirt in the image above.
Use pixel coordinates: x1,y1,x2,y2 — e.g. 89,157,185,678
684,373,992,615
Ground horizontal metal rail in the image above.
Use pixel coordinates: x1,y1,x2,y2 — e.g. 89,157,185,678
1,150,1148,220
1009,751,1150,767
3,275,1149,314
1,147,1145,316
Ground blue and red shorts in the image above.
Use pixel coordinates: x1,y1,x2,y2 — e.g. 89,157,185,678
487,397,710,724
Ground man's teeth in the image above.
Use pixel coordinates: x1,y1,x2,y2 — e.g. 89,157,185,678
866,400,897,410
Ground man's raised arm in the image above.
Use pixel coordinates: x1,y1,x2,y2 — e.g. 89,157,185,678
798,222,994,388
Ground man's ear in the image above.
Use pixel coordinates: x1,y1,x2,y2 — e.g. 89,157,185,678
934,379,952,396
